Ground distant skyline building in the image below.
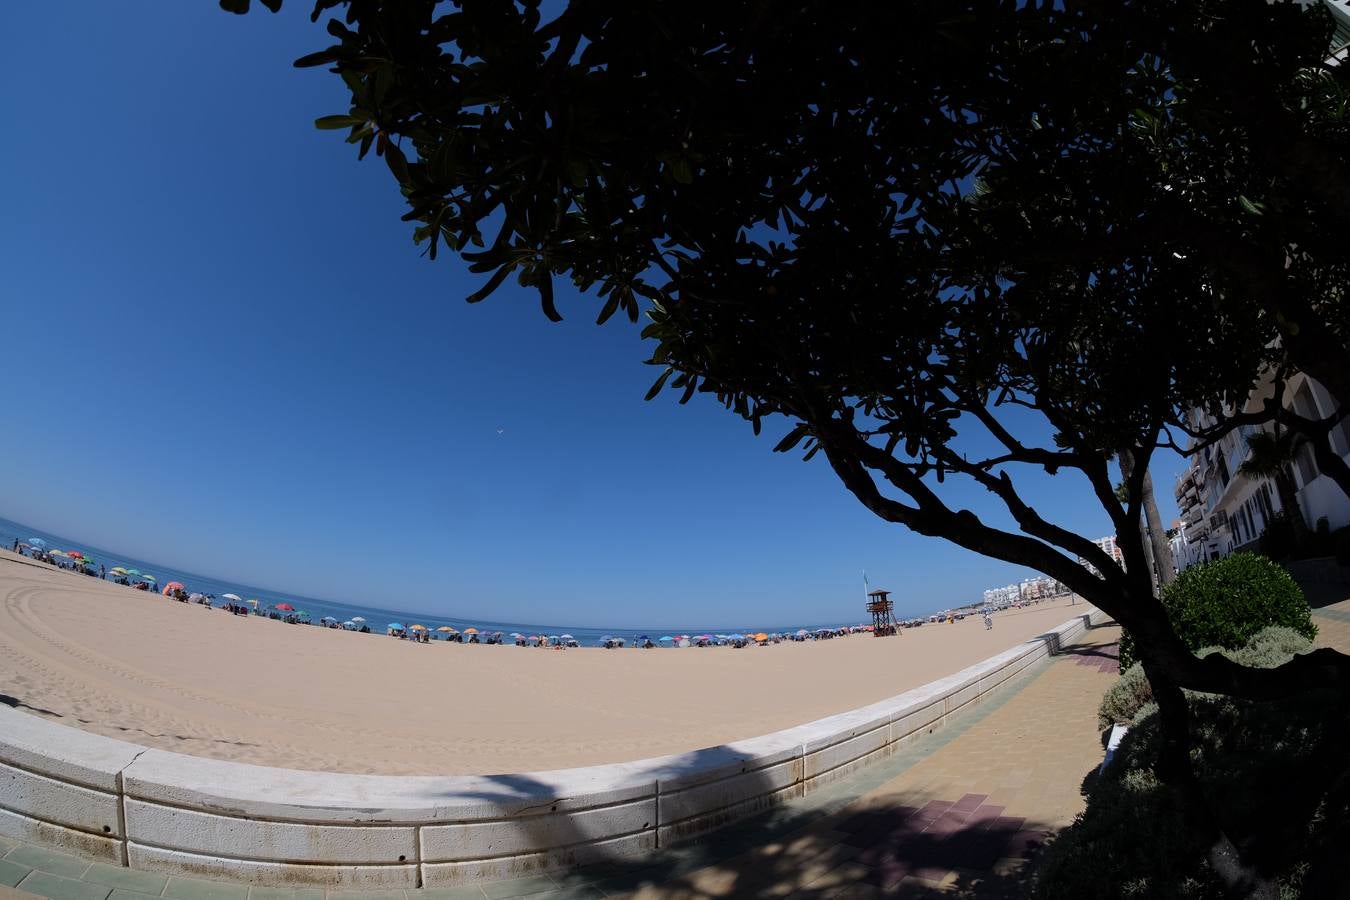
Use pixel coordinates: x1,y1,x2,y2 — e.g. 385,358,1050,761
1076,535,1124,577
981,575,1067,608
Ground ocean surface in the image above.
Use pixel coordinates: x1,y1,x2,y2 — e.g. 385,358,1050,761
0,515,877,645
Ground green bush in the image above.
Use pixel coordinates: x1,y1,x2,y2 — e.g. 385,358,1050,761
1118,553,1315,669
1098,626,1311,731
1034,629,1337,899
1097,661,1152,730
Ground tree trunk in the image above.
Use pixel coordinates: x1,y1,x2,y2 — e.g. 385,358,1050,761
1141,652,1279,899
1120,450,1164,589
1141,468,1175,586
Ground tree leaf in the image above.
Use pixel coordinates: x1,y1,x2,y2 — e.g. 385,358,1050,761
314,114,363,130
644,368,674,401
465,264,513,304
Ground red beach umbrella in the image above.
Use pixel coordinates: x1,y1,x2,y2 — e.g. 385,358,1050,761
276,603,295,612
161,581,185,596
67,551,85,559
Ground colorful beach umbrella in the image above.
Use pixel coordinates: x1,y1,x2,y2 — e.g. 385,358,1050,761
437,627,457,633
387,623,406,630
49,549,67,557
463,627,478,634
162,582,184,595
67,551,84,559
276,603,294,611
754,632,768,642
140,575,156,584
409,624,428,632
658,636,674,643
110,567,128,574
125,569,141,576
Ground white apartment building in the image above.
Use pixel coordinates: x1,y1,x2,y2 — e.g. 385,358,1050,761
1174,372,1350,567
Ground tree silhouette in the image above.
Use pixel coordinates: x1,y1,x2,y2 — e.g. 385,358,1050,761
223,2,1350,890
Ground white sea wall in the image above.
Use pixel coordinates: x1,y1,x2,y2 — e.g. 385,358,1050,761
0,608,1107,887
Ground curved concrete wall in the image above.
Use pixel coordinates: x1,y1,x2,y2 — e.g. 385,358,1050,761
0,609,1105,888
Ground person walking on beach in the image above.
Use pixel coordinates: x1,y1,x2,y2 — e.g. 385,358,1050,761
983,608,993,631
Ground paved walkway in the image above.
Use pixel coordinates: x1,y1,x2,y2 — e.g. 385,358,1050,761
0,619,1124,900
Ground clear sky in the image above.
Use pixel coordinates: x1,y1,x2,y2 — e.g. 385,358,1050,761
0,3,1184,627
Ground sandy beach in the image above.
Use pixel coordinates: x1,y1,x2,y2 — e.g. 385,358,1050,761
0,549,1088,775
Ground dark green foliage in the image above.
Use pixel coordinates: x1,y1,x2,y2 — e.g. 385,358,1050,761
1100,626,1314,730
1038,628,1343,899
1097,661,1154,730
1119,554,1315,669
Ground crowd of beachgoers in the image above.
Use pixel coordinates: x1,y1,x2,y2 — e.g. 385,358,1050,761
9,536,962,650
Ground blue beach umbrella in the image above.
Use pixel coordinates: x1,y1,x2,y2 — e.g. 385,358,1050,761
387,623,406,630
730,633,746,641
637,634,650,642
26,538,46,548
125,569,142,577
658,635,674,643
140,575,156,584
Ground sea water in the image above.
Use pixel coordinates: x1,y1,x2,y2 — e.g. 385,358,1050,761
0,515,864,645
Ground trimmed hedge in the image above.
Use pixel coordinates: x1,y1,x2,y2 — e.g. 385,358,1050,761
1036,628,1338,899
1119,553,1314,669
1098,626,1314,730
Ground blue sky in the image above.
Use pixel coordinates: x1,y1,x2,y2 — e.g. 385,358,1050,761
0,3,1183,627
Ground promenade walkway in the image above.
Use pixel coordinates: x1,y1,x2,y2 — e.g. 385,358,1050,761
1,614,1125,900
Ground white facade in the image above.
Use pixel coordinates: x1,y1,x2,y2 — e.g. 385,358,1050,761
1174,372,1350,566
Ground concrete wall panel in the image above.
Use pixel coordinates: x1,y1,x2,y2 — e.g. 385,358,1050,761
123,800,416,864
0,761,121,837
126,844,418,888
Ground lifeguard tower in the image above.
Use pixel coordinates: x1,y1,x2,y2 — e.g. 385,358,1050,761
867,588,899,636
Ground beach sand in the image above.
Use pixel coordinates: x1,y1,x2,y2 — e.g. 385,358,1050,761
0,549,1090,775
